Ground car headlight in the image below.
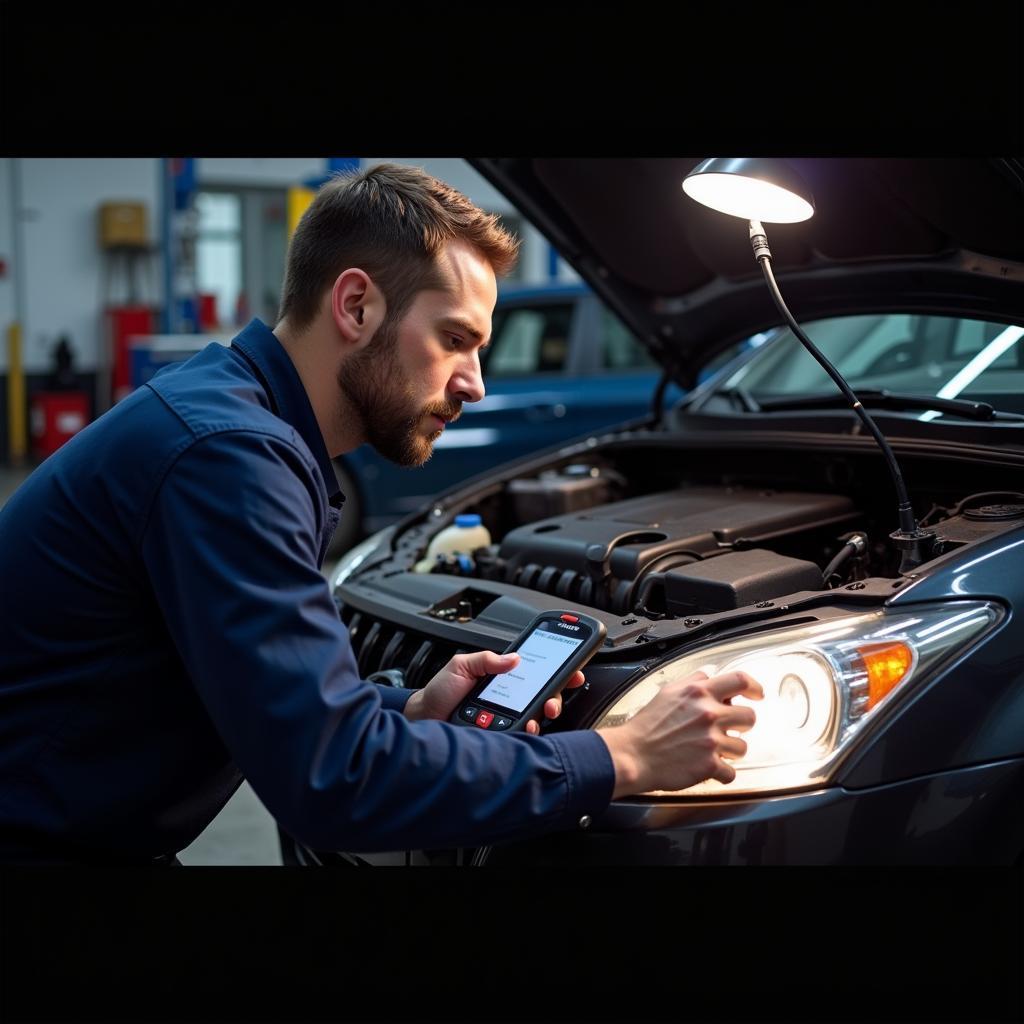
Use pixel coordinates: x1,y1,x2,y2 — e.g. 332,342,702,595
331,528,395,588
594,601,1000,797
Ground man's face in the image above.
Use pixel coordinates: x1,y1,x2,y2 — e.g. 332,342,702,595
337,239,496,467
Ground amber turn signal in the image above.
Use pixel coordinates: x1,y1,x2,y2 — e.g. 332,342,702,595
858,641,914,709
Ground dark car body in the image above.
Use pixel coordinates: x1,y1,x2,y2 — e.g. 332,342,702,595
296,157,1024,866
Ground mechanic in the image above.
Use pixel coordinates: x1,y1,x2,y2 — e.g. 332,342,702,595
0,164,762,865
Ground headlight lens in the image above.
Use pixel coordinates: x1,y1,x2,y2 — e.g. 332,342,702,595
331,528,395,588
594,601,1000,797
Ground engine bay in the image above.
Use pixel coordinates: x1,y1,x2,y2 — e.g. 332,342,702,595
334,434,1024,688
399,439,1024,610
481,483,855,617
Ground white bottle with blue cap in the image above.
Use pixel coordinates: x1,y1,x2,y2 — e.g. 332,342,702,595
413,513,491,573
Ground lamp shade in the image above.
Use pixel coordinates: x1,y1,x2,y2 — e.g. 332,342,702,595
682,158,815,223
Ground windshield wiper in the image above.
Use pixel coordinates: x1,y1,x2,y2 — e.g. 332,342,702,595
755,389,1023,421
715,385,761,413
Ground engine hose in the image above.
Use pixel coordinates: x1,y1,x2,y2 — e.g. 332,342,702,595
823,532,868,587
632,572,668,617
627,550,706,616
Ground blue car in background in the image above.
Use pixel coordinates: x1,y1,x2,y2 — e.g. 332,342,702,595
328,283,683,555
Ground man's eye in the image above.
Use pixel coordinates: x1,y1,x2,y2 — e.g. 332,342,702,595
447,335,464,350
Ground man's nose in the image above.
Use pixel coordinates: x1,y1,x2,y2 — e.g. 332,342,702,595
449,353,485,404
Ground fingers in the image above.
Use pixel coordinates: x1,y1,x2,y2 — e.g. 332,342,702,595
526,719,539,735
714,729,748,760
708,753,737,785
542,668,588,720
667,672,761,721
705,669,764,703
671,670,760,788
717,702,757,732
536,670,587,724
456,649,520,679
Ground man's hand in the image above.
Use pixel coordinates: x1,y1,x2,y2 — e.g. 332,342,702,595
404,649,586,734
597,669,764,798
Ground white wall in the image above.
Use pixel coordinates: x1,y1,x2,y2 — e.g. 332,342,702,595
197,158,325,188
1,156,574,375
18,158,162,373
200,155,580,285
198,155,578,290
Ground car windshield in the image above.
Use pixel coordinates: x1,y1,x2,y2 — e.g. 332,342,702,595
719,313,1024,413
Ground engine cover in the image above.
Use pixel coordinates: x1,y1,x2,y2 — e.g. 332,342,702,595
497,486,857,613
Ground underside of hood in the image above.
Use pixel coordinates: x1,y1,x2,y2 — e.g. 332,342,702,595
470,158,1024,387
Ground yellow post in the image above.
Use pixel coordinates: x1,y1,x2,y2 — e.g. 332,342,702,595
287,186,316,241
7,322,27,465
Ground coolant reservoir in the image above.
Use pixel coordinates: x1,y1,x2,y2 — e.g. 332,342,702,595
413,514,492,573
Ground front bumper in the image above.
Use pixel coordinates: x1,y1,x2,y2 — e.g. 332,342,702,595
476,756,1024,865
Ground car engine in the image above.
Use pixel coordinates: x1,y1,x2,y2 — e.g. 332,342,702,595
333,434,1024,694
482,482,855,617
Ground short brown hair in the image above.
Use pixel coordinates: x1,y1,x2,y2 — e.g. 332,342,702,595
278,163,520,331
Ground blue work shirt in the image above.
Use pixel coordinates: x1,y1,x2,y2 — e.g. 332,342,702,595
0,319,615,863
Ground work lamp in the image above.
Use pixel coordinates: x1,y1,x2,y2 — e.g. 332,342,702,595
682,158,935,571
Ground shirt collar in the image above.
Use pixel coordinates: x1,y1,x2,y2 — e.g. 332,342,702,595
231,319,341,504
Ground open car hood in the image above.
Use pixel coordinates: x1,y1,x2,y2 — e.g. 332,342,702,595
469,158,1024,387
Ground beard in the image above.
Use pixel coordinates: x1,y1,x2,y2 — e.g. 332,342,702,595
336,316,461,468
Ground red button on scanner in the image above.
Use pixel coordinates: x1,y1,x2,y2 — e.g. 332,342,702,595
476,711,494,729
560,614,580,623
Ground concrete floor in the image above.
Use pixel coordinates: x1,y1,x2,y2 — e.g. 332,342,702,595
179,778,282,866
2,459,292,866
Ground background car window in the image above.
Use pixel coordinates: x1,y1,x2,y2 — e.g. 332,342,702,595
952,318,1021,369
484,304,573,375
729,313,1024,400
837,314,917,376
600,308,657,370
698,337,761,381
953,317,996,356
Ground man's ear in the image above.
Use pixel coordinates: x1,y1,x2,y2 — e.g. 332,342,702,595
330,269,385,347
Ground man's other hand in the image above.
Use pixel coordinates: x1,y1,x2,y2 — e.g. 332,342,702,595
597,669,764,798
